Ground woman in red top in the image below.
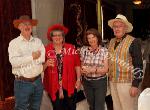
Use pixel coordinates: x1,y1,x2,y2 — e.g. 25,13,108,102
43,24,81,110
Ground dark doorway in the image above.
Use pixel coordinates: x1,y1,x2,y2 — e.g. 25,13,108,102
133,9,150,40
102,1,116,40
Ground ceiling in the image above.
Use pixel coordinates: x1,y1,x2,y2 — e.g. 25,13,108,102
102,0,150,9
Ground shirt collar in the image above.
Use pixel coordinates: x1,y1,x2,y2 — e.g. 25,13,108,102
115,34,127,43
19,34,34,42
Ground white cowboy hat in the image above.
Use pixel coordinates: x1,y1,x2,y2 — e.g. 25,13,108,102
108,14,133,33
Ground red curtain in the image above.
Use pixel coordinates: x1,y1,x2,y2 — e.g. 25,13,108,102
0,0,32,100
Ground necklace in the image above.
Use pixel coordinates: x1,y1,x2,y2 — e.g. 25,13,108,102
88,46,100,54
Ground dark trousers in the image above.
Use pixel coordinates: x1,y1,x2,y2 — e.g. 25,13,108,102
105,95,113,110
142,62,150,91
51,89,77,110
83,77,107,110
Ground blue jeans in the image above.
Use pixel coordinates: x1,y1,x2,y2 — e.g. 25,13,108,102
14,77,43,110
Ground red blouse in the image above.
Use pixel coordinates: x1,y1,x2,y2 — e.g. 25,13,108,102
43,43,80,101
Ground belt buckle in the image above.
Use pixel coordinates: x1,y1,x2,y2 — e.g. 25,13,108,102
15,75,40,82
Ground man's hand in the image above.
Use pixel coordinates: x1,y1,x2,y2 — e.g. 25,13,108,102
32,50,41,60
129,86,139,97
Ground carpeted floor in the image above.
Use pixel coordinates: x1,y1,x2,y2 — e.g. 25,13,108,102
40,91,113,110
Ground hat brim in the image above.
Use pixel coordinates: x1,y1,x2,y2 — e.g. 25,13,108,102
108,19,133,33
13,19,38,28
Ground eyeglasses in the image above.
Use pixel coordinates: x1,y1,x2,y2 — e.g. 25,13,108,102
52,34,63,37
112,25,125,29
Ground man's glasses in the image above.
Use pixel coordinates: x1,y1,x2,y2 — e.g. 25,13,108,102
112,25,125,29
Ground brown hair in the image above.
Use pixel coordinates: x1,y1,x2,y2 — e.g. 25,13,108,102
83,28,102,46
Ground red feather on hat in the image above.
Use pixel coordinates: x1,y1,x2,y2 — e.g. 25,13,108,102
47,24,69,40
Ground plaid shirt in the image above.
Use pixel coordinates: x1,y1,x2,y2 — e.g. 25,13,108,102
80,46,108,78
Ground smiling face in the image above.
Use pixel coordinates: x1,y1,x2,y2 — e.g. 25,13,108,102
51,31,64,45
18,21,32,37
112,21,127,39
87,34,98,47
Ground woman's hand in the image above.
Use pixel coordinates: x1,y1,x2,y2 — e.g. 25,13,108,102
81,66,90,75
75,80,81,91
43,58,55,71
81,65,96,75
89,66,97,73
46,58,55,67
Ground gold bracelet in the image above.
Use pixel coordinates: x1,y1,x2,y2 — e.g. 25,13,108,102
77,77,81,82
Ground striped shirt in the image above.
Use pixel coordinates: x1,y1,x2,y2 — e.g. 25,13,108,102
108,35,143,87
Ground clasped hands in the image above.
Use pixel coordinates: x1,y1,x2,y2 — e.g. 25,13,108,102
32,50,41,60
81,65,97,75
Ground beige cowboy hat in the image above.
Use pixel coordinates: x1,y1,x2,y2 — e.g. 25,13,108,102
13,15,38,28
108,14,133,33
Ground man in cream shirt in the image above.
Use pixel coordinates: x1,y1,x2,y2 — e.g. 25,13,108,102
8,15,45,110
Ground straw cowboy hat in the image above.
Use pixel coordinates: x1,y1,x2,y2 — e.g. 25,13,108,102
13,15,38,28
47,24,69,40
108,14,133,33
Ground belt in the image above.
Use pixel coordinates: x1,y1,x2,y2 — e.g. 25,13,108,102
15,75,41,82
83,75,106,81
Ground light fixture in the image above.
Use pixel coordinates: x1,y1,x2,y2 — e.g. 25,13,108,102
133,0,142,5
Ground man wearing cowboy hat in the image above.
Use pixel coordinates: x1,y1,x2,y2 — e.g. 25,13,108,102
108,14,143,110
8,15,45,110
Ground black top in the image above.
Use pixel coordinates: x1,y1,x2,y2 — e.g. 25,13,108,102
114,36,143,88
143,38,150,62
